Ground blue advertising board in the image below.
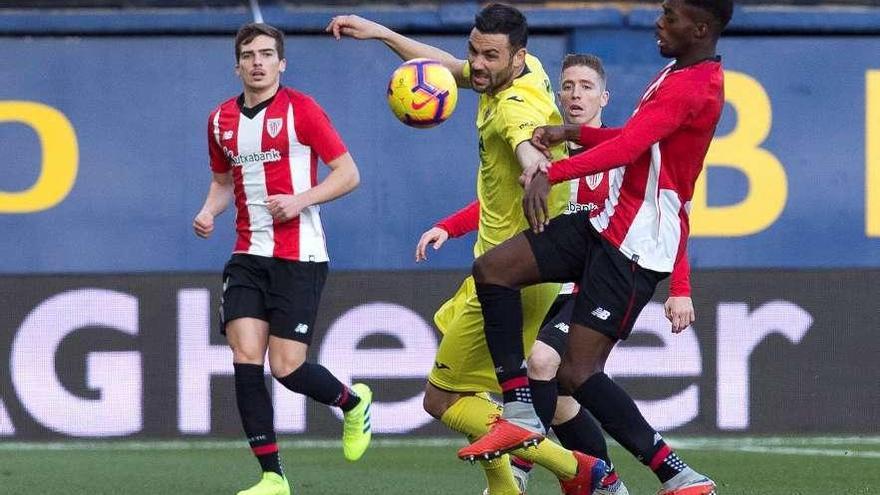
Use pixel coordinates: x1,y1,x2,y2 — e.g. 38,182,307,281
2,33,880,272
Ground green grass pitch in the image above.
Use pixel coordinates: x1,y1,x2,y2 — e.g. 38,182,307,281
1,437,877,494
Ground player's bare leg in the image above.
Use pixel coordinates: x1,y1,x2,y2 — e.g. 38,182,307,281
560,324,714,495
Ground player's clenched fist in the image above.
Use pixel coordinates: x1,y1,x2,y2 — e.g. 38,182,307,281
193,211,215,239
326,14,390,41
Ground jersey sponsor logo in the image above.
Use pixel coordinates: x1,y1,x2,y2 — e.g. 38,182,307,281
591,307,611,320
518,121,537,130
222,130,234,141
266,118,283,138
224,147,282,166
585,172,604,190
294,323,309,334
568,201,599,213
554,322,570,334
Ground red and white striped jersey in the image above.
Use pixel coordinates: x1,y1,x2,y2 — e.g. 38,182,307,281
564,145,619,218
208,87,347,262
548,59,724,274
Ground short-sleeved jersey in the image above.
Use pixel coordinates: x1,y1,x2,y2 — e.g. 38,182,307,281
464,54,568,257
208,87,347,262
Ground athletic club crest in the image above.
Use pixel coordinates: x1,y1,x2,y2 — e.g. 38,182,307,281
266,118,283,138
585,172,604,190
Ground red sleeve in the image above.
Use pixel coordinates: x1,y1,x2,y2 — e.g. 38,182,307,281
549,76,697,184
436,200,480,238
208,108,229,173
293,93,348,164
669,245,691,297
578,126,622,148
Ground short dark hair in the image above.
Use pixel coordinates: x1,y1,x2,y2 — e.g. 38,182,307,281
235,23,285,61
561,53,607,85
474,3,528,51
685,0,734,31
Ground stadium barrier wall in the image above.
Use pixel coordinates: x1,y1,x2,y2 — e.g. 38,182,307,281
3,4,880,35
0,270,876,439
2,33,880,272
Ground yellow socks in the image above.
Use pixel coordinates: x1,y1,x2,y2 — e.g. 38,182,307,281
440,393,578,484
441,394,521,495
439,393,498,438
512,437,578,480
480,456,520,495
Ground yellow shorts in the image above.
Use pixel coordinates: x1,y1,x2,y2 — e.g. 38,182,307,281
428,275,561,394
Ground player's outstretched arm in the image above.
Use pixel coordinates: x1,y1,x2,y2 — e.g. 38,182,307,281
547,77,699,183
515,140,553,172
267,152,359,223
415,200,480,262
515,140,553,193
326,14,469,87
578,126,622,148
530,124,580,158
193,171,233,239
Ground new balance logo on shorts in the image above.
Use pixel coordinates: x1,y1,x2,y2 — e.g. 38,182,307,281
294,323,309,334
591,307,611,320
554,322,570,334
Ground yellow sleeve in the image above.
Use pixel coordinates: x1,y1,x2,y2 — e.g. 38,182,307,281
495,89,551,151
461,60,471,80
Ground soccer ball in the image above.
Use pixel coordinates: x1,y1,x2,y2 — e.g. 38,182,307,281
387,58,458,128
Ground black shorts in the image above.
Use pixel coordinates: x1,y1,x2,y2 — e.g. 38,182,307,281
536,294,575,357
220,254,328,344
524,211,667,340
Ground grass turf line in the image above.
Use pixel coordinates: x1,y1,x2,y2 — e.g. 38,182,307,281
0,438,877,494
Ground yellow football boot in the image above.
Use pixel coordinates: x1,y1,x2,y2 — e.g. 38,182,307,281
237,472,290,495
342,383,373,461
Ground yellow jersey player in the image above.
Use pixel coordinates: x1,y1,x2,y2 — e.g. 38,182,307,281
328,4,606,495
